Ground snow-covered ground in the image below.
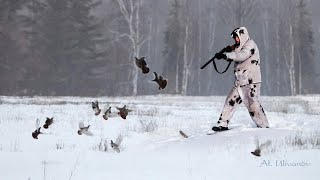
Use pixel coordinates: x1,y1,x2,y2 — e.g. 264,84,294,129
0,95,319,180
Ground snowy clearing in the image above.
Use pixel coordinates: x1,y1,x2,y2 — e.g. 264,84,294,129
0,95,319,180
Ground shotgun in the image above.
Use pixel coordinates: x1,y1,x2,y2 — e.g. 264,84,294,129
200,45,236,73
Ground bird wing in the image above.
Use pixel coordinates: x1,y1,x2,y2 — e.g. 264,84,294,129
95,100,99,109
141,58,147,66
152,72,158,81
92,102,97,110
115,134,123,145
36,118,40,129
45,117,53,124
106,107,111,114
123,105,131,112
259,140,271,150
135,57,142,68
79,122,84,128
50,117,54,124
118,105,126,112
159,75,164,81
254,137,260,149
114,147,120,153
45,118,49,124
83,130,93,136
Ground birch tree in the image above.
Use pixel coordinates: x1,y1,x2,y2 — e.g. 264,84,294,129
279,0,297,95
113,0,149,95
181,16,190,95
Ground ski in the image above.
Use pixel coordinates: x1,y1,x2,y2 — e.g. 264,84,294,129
206,128,230,135
179,129,231,138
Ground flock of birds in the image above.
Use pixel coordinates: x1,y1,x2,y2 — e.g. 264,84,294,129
31,100,132,153
135,57,167,90
30,56,167,153
31,104,271,155
31,101,271,155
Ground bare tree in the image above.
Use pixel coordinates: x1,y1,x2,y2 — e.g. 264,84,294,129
181,0,195,95
181,15,190,95
279,0,298,95
218,0,259,27
295,0,316,94
163,0,183,94
202,0,218,95
113,0,149,95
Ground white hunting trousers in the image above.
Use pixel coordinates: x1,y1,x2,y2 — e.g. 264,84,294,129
217,83,269,128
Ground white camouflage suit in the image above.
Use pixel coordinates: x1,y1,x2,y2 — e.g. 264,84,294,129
217,27,269,128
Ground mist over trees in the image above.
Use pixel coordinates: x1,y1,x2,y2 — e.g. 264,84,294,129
0,0,319,96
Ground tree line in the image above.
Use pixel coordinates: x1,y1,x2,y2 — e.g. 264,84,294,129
0,0,319,96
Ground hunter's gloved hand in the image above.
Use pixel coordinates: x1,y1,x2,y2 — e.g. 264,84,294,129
225,46,233,52
215,53,227,60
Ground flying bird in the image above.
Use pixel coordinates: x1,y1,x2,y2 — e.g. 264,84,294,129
135,56,150,74
92,100,101,115
32,127,42,139
179,130,189,138
32,118,42,139
251,139,271,157
77,122,93,136
110,140,120,153
43,117,54,129
116,105,132,119
103,107,112,120
152,72,167,90
110,135,123,153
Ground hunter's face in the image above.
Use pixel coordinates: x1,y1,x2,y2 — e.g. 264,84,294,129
235,36,240,44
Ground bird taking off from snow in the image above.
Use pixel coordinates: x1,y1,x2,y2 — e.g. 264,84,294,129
179,130,189,138
77,122,93,136
110,135,123,153
103,107,112,120
251,139,271,157
116,105,132,120
43,117,54,129
152,72,167,90
92,100,101,115
32,118,42,139
32,127,42,139
135,56,150,74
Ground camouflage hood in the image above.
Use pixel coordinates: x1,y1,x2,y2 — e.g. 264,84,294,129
231,27,250,50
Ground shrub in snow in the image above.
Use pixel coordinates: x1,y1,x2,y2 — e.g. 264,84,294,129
139,118,158,133
10,139,21,152
98,139,109,152
56,142,65,150
287,104,306,114
91,139,109,152
136,107,159,116
268,131,320,153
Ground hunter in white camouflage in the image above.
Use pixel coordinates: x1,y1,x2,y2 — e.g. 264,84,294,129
212,27,269,131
